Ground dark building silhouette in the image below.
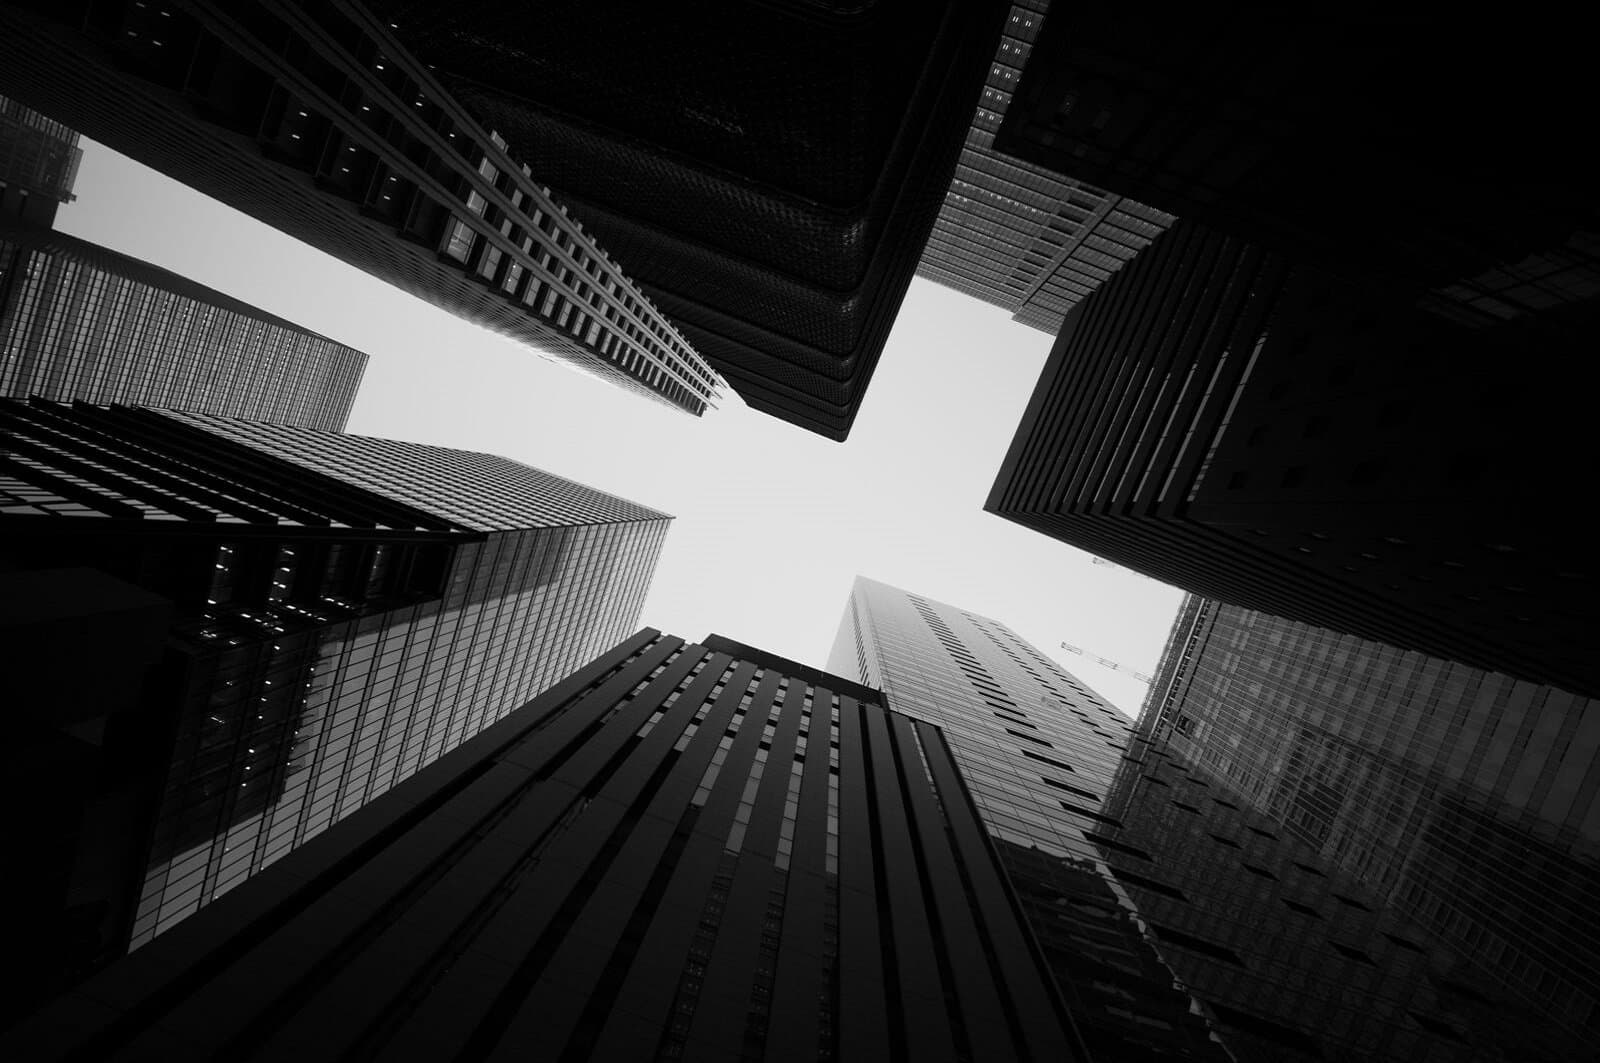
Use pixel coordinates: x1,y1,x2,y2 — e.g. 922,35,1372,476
2,221,366,429
0,0,725,416
0,399,668,1017
986,218,1596,697
363,0,1010,439
993,8,1599,314
1143,595,1600,1046
828,577,1589,1060
915,2,1174,334
0,94,81,225
2,629,1084,1061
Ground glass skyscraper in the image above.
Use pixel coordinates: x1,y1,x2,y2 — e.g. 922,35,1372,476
1,399,669,1013
1,222,366,429
1145,594,1600,1048
827,576,1583,1060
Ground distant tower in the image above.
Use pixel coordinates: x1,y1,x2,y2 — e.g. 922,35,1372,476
827,576,1582,1060
0,399,670,1015
1,221,366,429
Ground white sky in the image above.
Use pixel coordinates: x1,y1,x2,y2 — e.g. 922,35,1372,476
57,140,1184,716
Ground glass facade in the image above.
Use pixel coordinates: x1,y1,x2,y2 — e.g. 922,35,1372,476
0,224,366,430
1144,595,1600,1048
1,400,670,966
828,577,1584,1060
915,2,1174,334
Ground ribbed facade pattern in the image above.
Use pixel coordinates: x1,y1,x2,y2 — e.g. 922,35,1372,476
6,630,1082,1062
365,0,1010,439
1,400,668,997
986,218,1596,698
0,0,724,416
1144,595,1600,1046
915,3,1174,334
1,224,365,430
828,577,1579,1060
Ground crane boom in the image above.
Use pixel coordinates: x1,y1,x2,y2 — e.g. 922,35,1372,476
1059,642,1153,683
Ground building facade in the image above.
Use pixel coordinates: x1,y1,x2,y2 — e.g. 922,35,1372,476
0,94,81,225
1,222,366,429
3,629,1084,1061
0,0,725,416
986,218,1596,698
914,3,1174,334
1141,594,1600,1047
1,399,668,1015
363,0,1009,439
993,7,1599,320
826,576,1581,1060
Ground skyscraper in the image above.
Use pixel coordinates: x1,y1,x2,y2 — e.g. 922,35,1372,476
992,7,1598,314
1143,594,1600,1046
0,94,81,225
1,399,669,1014
2,221,366,429
2,629,1083,1061
362,0,1010,439
914,3,1175,334
826,576,1579,1060
986,218,1596,698
0,0,725,416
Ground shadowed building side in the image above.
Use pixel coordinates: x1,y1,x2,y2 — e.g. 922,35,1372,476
2,630,1086,1062
0,399,668,1018
986,219,1596,697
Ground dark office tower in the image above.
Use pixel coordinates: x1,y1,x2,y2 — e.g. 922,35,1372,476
993,8,1599,314
915,3,1175,334
3,629,1085,1061
1,222,366,429
0,94,81,225
1142,594,1600,1047
0,2,725,416
986,218,1596,698
362,0,1009,440
0,399,668,1015
828,577,1587,1061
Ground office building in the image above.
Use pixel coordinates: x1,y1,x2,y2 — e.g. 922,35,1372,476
364,0,1010,439
915,3,1175,333
993,8,1599,318
826,576,1580,1060
2,221,366,429
1,399,668,1016
0,94,81,225
986,218,1596,698
1142,594,1600,1046
3,629,1084,1061
0,0,725,416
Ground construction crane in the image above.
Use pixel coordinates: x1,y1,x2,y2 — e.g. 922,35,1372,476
1059,642,1154,683
1091,556,1154,580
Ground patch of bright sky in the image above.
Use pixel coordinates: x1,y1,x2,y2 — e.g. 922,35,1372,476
57,140,1184,716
